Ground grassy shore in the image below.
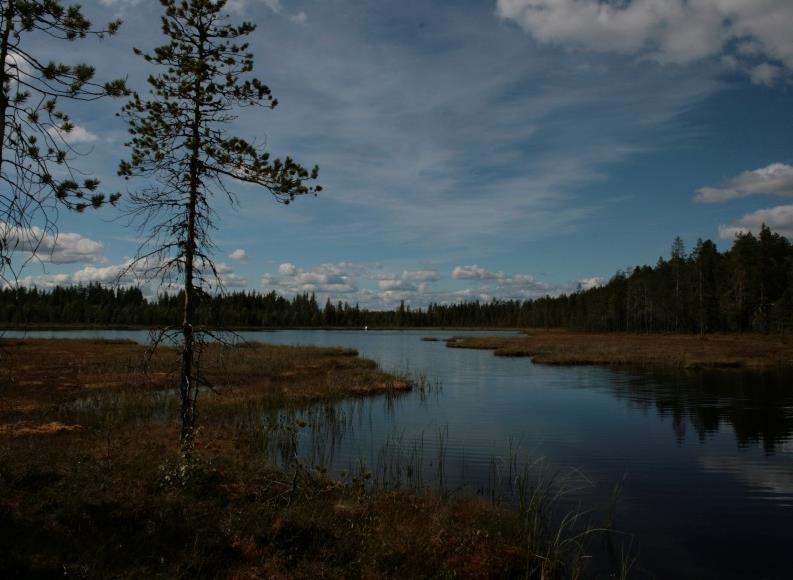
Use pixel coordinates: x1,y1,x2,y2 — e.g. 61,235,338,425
0,339,596,579
445,329,793,368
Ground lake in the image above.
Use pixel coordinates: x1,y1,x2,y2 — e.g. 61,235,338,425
6,328,793,579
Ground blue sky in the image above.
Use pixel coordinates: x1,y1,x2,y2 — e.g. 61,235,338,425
10,0,793,308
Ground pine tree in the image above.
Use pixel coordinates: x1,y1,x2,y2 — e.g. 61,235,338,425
119,0,320,453
670,236,685,331
0,0,126,276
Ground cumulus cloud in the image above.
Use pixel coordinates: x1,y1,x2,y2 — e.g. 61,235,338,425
694,163,793,203
451,264,554,293
496,0,793,78
229,248,248,261
278,262,297,276
718,205,793,239
452,265,503,280
14,256,247,292
213,261,248,288
373,269,441,292
15,259,142,290
267,262,359,294
498,273,550,291
47,124,98,144
0,223,104,264
377,279,417,292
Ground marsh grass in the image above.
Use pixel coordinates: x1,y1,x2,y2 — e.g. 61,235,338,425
0,338,625,578
446,330,793,368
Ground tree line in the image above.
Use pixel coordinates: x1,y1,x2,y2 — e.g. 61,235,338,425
2,224,791,332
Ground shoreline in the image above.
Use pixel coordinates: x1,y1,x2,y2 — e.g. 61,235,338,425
445,330,793,368
0,323,521,332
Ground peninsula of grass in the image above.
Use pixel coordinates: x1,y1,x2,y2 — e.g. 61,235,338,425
0,338,594,579
445,330,793,368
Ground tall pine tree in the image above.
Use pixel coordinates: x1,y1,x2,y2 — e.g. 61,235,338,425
119,0,320,452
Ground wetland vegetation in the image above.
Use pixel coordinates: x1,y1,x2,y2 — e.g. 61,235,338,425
445,330,793,368
0,338,612,579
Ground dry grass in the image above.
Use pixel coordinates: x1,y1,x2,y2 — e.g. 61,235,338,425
445,330,793,368
0,338,408,425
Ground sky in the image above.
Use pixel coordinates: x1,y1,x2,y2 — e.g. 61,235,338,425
7,0,793,308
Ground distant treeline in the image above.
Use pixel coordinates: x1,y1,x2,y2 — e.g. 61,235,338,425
1,225,791,333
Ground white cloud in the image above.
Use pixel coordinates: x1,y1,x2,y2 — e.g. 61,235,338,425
451,265,552,292
498,273,549,291
14,273,72,289
0,223,104,264
14,259,142,290
719,204,793,239
15,257,248,292
229,248,248,261
213,261,248,288
16,256,594,310
226,0,306,23
268,262,359,294
374,269,441,286
47,124,98,144
72,263,130,285
496,0,793,76
577,276,604,291
750,62,781,86
694,163,793,203
278,262,297,276
452,265,503,280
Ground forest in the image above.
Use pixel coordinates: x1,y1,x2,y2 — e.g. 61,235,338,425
2,225,790,333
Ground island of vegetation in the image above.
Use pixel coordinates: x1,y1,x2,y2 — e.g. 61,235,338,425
445,330,793,368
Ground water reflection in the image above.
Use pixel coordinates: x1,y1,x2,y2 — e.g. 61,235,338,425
606,369,793,452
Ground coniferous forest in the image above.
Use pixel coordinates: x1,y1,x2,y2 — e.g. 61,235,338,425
2,225,791,333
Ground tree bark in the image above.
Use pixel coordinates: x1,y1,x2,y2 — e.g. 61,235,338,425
0,1,16,170
179,33,204,453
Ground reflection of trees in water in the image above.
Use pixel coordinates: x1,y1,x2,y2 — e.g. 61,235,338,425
607,369,793,452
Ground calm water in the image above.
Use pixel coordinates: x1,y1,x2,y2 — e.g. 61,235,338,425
7,329,793,579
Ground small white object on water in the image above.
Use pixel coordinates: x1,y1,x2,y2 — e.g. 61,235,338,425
364,325,368,331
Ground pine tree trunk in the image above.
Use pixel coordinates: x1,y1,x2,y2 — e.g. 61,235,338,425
0,1,16,170
179,42,204,453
